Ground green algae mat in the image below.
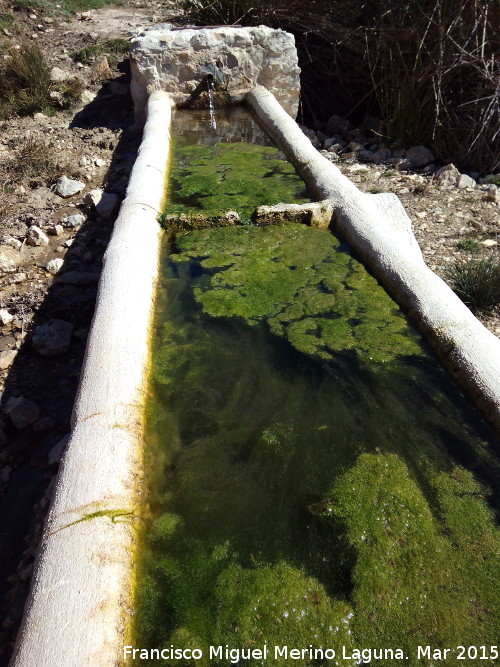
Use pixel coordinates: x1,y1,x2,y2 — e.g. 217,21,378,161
134,222,500,667
163,108,309,225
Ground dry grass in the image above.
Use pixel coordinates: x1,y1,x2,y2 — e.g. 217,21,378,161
0,41,87,118
0,42,52,118
9,135,65,187
0,171,16,223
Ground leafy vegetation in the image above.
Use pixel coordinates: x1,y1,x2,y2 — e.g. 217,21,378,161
446,254,500,314
135,224,499,665
179,0,500,173
456,238,481,254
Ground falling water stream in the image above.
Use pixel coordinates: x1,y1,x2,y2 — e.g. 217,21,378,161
207,78,217,130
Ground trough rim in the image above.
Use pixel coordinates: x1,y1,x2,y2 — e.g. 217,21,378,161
10,90,173,667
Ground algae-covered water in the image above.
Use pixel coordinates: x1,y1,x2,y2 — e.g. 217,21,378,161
163,107,308,224
134,110,499,666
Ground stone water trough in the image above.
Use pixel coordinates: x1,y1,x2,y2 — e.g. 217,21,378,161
10,25,500,667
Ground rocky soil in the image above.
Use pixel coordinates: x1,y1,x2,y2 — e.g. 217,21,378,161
0,0,499,663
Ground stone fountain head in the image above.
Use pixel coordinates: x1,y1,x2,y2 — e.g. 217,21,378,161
130,25,301,125
198,62,226,89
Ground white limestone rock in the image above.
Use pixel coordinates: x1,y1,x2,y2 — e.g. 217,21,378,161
254,201,334,229
0,246,23,273
0,349,17,370
130,26,301,123
458,174,476,189
46,258,64,275
81,90,97,105
49,66,71,82
0,309,14,326
485,184,499,203
435,163,460,188
84,189,119,218
54,175,85,198
63,213,86,228
3,236,22,250
26,225,49,247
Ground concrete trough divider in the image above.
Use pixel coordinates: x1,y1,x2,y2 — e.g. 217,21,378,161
246,85,500,431
10,90,173,667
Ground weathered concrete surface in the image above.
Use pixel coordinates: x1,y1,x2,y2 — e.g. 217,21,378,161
254,201,334,228
247,85,500,431
130,25,300,124
10,91,173,667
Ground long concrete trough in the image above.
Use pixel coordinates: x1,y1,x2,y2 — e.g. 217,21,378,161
9,29,500,667
10,90,173,667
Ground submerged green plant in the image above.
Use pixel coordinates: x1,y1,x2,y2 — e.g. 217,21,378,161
326,453,500,659
166,140,308,224
135,222,499,665
172,224,423,365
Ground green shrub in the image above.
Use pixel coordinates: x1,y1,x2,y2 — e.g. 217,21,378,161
0,42,52,118
446,254,500,313
52,76,85,108
456,239,480,254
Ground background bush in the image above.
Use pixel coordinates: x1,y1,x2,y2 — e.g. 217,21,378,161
446,254,500,314
179,0,499,174
0,42,52,118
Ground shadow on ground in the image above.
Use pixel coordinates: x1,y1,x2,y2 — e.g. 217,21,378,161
0,66,144,665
